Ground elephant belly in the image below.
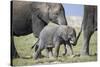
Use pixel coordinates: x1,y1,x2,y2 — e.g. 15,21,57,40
13,29,32,36
46,40,54,48
41,34,54,48
13,21,32,36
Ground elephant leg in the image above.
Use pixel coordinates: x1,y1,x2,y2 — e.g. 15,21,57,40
34,45,42,58
80,30,93,56
46,48,49,58
63,44,67,56
49,47,53,57
50,48,53,57
34,40,45,59
11,37,19,58
34,47,43,59
35,45,38,52
11,36,20,66
54,42,60,57
46,47,53,58
68,44,73,55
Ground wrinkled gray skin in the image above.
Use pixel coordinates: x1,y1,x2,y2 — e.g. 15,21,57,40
81,5,97,55
32,23,76,59
75,5,97,56
11,1,67,65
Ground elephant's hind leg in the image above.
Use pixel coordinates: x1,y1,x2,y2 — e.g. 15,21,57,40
34,47,43,59
46,47,53,58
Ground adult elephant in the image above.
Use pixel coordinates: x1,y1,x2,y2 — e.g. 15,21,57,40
75,5,97,56
11,1,67,65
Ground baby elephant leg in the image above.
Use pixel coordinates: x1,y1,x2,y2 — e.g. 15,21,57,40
54,42,60,57
34,45,44,59
34,48,41,59
46,47,53,58
63,44,67,56
34,45,42,57
68,44,73,55
46,48,49,58
35,44,38,52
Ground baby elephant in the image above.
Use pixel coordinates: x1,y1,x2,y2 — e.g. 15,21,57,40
32,23,76,59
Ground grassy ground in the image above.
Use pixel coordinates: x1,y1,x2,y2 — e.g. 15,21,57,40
13,28,97,66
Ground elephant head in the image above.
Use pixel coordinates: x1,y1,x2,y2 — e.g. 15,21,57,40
31,2,67,37
68,28,76,46
59,26,76,46
48,3,67,25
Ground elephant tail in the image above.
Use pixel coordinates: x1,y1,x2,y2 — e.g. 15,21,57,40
31,39,39,49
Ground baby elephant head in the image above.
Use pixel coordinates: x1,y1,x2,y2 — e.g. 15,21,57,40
61,26,76,46
68,28,76,46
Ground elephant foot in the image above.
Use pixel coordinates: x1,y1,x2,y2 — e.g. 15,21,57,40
33,55,40,60
80,53,90,58
80,54,90,56
80,49,89,56
33,55,37,60
80,52,89,56
79,55,91,59
33,53,45,60
33,53,39,60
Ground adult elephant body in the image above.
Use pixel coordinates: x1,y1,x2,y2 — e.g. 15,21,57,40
11,1,67,64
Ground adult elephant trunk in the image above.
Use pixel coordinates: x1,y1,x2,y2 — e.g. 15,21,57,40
72,25,82,46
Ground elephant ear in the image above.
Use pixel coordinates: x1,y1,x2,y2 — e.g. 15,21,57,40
32,14,47,37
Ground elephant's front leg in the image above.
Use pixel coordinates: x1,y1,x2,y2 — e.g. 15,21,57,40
34,46,43,59
34,48,41,59
68,44,73,55
46,47,53,58
46,48,49,58
80,30,92,56
49,47,53,57
54,42,60,57
34,45,42,58
63,44,67,56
